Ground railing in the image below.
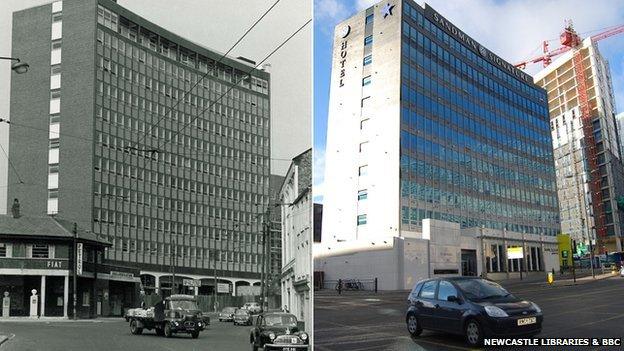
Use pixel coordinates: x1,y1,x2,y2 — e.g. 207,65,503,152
321,278,378,294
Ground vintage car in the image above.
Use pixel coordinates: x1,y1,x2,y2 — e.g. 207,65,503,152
126,294,208,339
242,301,263,314
218,306,237,322
233,308,252,326
250,312,309,350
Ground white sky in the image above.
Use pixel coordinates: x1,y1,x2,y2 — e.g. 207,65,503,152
0,0,312,213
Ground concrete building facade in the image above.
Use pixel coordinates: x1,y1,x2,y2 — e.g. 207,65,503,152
535,37,624,253
7,0,270,314
315,219,560,290
279,149,312,330
321,0,559,247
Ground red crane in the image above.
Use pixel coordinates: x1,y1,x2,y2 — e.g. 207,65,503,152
514,21,624,69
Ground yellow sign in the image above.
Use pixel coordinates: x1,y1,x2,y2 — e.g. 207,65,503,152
547,272,554,284
507,246,523,259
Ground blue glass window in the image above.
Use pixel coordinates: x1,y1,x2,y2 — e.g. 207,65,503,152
363,54,372,66
364,35,373,46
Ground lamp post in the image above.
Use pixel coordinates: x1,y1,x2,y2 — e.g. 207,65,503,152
0,57,29,74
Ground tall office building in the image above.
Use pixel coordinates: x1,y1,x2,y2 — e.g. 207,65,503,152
321,0,559,245
7,0,270,314
535,36,624,253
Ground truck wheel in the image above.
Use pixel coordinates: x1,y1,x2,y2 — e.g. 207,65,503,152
164,322,173,338
191,331,199,339
130,320,143,335
155,328,165,336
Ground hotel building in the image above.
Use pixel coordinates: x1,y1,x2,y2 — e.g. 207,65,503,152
5,0,270,315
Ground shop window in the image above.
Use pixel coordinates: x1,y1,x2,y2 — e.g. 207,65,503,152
0,243,7,257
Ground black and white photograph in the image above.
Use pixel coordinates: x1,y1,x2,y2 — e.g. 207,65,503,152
0,0,311,350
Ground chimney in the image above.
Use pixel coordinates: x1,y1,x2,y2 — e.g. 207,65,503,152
11,198,21,218
261,63,271,73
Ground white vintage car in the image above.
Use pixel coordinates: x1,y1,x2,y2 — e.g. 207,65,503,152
620,266,624,277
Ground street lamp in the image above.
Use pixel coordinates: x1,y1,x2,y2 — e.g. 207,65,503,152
1,57,29,74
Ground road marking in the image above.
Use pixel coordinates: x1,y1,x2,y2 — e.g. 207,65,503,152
315,320,472,351
542,312,624,336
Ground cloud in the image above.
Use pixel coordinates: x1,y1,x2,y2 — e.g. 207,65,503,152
313,147,326,203
414,0,624,75
356,0,378,11
315,0,353,24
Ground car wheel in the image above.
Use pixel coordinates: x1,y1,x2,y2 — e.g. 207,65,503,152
464,319,483,347
164,322,173,338
191,331,199,339
130,320,143,335
406,314,422,337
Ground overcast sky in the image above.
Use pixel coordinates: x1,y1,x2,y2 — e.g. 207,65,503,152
0,0,312,213
314,0,624,204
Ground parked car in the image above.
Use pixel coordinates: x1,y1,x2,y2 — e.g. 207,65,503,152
218,306,237,322
250,312,309,350
406,277,542,347
126,294,207,339
233,308,252,326
242,302,262,314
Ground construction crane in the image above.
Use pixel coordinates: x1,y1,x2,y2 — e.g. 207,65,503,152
517,21,624,251
514,21,624,69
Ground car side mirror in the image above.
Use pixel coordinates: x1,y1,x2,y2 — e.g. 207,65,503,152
447,295,461,304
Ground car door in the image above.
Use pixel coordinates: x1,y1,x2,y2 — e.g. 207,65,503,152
415,280,438,329
434,280,463,334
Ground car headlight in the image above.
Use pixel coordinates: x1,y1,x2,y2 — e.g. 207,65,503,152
300,333,308,340
530,302,542,313
269,333,276,340
484,305,509,317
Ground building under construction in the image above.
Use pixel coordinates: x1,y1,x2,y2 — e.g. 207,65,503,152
534,24,624,253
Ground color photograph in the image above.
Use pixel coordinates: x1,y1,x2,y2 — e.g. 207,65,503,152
313,0,624,350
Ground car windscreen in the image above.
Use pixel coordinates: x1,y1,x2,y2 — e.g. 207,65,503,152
454,279,512,301
264,315,297,326
222,307,236,313
170,300,198,310
235,309,249,315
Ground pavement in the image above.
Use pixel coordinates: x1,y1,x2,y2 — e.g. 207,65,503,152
314,275,624,351
0,315,256,350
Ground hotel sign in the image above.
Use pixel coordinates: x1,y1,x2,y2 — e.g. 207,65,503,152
337,25,350,87
424,5,532,83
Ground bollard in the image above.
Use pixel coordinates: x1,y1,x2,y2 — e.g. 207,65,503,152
547,272,554,285
338,279,342,295
374,277,378,294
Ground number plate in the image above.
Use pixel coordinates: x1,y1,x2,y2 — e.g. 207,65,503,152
517,317,536,326
284,348,296,351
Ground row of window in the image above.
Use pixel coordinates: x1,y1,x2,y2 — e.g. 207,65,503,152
400,163,558,219
402,56,551,155
400,205,558,236
402,21,549,137
94,155,267,186
402,37,550,149
0,243,53,259
96,5,268,95
94,192,262,222
403,3,546,103
400,129,557,195
96,50,269,113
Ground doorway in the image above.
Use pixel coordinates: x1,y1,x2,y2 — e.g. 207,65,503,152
461,249,477,276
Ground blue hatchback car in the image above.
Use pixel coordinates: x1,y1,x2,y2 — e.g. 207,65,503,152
406,277,543,346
